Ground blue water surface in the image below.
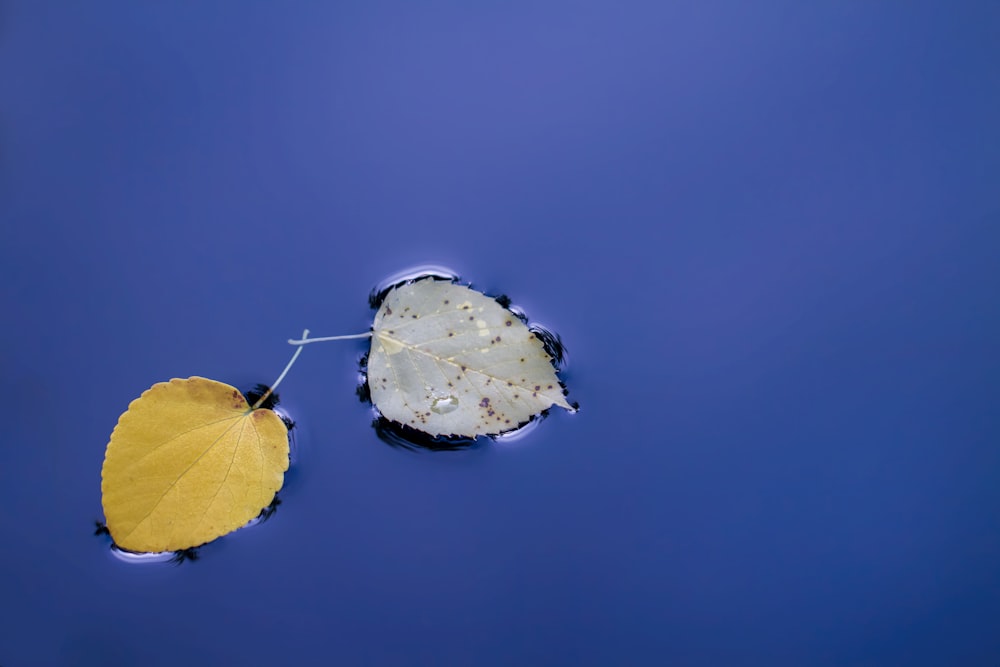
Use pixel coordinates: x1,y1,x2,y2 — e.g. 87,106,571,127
1,2,999,666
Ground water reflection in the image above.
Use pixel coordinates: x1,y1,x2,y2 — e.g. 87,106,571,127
243,383,299,463
95,521,202,564
371,416,480,452
96,492,282,564
242,494,282,528
368,264,460,309
110,545,187,564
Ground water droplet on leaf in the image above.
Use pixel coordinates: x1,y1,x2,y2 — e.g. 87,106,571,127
430,395,459,414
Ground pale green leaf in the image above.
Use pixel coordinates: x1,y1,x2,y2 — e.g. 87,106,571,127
367,279,572,437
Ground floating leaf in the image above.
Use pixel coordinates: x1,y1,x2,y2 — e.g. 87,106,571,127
100,377,290,553
366,279,573,437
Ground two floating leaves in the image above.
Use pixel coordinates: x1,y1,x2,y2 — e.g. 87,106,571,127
101,278,573,554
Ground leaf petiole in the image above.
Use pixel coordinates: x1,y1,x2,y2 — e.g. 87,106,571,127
287,332,372,345
251,329,311,411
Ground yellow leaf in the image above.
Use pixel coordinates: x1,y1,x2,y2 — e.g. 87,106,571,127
100,376,290,553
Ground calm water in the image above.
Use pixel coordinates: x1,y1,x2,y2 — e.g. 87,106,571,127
2,3,999,666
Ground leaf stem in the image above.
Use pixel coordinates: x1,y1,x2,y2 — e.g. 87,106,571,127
288,332,372,345
251,329,310,411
